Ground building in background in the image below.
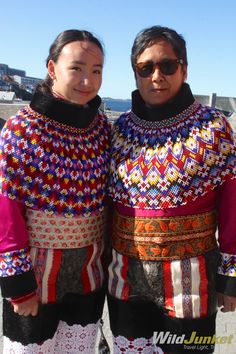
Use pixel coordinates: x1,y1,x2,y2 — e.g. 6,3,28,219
0,63,25,78
0,63,42,97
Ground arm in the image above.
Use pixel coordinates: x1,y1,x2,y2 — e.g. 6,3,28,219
0,195,38,315
217,293,236,312
11,292,39,316
216,178,236,312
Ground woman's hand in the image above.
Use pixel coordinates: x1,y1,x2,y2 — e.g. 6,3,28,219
217,292,236,312
12,294,39,316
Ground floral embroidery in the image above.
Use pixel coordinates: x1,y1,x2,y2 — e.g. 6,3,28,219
112,210,217,260
26,208,107,249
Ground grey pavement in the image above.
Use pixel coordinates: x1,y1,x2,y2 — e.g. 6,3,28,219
0,294,236,354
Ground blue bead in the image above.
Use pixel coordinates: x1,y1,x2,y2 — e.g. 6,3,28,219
159,135,167,144
203,112,211,120
181,128,189,137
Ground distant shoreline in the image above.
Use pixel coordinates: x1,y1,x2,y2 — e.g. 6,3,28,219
105,110,122,123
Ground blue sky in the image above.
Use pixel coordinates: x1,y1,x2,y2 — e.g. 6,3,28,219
1,0,236,99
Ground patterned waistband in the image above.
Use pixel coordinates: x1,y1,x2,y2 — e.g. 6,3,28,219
27,209,107,249
112,210,217,260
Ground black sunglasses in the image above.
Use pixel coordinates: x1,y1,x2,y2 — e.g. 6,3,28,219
135,58,184,78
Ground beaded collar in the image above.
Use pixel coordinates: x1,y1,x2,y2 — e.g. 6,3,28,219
109,104,235,210
130,100,200,130
131,83,195,122
114,101,220,148
0,106,110,217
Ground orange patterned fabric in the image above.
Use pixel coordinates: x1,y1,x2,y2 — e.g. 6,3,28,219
112,210,217,260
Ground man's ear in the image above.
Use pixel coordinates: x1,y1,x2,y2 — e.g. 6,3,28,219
182,64,188,82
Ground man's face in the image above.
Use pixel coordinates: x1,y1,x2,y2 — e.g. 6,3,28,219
135,40,187,106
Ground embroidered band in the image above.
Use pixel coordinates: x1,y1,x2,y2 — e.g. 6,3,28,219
27,209,107,249
112,210,217,260
0,248,33,277
218,252,236,277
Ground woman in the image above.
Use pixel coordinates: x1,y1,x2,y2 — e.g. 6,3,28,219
108,26,236,354
0,29,110,353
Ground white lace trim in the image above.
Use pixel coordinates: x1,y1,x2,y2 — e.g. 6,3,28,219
55,320,99,353
3,334,56,353
113,334,164,354
3,320,99,354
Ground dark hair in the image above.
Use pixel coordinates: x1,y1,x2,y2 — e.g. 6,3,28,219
131,26,187,71
37,29,104,94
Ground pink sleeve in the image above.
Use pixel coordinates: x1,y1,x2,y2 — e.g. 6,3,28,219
0,195,29,253
216,178,236,296
218,178,236,254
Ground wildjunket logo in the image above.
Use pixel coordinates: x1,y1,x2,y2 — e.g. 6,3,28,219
153,331,234,348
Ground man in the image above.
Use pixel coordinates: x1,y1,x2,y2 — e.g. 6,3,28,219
108,26,236,354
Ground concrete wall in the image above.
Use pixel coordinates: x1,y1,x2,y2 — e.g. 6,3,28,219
0,94,235,122
195,94,236,113
0,103,27,120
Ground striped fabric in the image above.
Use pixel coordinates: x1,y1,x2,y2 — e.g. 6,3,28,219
109,249,209,318
164,256,208,318
30,243,104,303
81,242,104,293
108,249,129,300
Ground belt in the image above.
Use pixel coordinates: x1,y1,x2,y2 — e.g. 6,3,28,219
112,210,217,260
27,208,106,249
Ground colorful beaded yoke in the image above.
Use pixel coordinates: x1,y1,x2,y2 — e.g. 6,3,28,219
0,107,110,217
109,103,236,209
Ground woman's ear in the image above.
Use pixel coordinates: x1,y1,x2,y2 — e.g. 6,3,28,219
47,59,56,80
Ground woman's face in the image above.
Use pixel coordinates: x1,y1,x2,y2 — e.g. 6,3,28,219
135,40,187,106
48,40,103,105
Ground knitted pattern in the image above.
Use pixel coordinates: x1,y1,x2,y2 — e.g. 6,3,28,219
109,102,236,209
0,107,110,217
0,248,32,277
218,252,236,277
